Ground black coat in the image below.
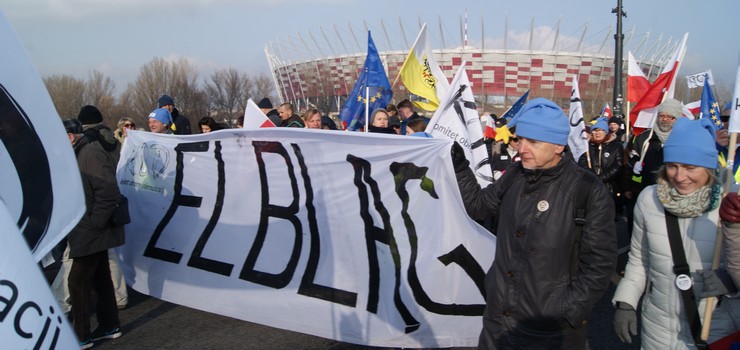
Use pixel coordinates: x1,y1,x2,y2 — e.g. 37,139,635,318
455,157,616,349
627,129,663,196
577,135,624,195
68,137,125,258
172,108,192,135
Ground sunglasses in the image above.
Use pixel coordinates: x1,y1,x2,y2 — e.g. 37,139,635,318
510,137,519,142
123,123,135,128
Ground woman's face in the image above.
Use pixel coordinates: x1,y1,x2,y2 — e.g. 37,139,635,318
306,113,322,129
666,162,710,195
591,128,607,142
201,125,212,133
372,112,389,128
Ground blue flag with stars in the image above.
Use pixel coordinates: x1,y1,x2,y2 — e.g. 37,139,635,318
501,90,530,120
339,31,392,131
700,74,722,130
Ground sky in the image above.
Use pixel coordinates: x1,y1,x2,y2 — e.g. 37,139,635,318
2,0,738,97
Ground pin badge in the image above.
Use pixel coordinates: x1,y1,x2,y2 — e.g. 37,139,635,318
675,274,692,291
537,200,549,212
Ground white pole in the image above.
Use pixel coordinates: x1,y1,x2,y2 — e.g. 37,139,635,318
365,86,370,132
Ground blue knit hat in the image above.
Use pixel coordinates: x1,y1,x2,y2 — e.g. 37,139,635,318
148,108,172,125
663,118,717,169
591,117,609,132
508,97,570,145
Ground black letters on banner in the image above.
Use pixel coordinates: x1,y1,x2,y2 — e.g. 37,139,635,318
390,162,486,315
347,154,419,333
239,141,302,289
0,279,63,349
144,141,208,264
293,144,358,307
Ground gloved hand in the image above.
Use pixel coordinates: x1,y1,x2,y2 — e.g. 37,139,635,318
720,192,740,223
614,302,637,344
450,142,470,173
692,269,738,299
632,162,643,175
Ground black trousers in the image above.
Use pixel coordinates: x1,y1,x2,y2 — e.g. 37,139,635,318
68,250,120,341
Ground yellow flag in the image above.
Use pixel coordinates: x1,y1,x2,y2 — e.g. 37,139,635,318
399,23,449,111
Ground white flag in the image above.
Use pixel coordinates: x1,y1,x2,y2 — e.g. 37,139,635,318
727,56,740,133
242,99,277,129
0,10,85,261
567,75,589,161
426,63,493,186
686,70,714,89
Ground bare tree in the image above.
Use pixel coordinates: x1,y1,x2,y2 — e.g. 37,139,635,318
43,74,85,119
206,67,249,124
251,73,276,104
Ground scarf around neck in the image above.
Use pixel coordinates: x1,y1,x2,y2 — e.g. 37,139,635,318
656,177,720,218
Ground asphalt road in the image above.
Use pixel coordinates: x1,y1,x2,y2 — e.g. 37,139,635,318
45,216,640,349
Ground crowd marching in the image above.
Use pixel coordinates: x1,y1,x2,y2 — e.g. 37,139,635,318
56,88,740,350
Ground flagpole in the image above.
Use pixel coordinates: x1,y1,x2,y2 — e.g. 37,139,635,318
365,86,370,132
701,132,736,341
392,23,426,87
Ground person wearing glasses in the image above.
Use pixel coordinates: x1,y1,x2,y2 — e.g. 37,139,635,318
114,118,136,144
489,127,521,181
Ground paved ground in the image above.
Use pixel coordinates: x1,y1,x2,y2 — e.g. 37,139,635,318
45,216,640,349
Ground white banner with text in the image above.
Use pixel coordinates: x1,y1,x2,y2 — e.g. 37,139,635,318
116,129,495,348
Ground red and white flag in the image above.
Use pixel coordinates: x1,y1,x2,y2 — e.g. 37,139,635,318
483,115,496,139
684,100,701,118
627,51,650,103
631,33,689,130
242,98,277,129
600,103,612,118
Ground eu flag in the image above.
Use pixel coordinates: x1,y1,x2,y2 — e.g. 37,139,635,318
501,90,530,120
700,74,722,130
339,31,392,131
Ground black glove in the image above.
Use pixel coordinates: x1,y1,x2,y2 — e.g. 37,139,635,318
692,269,738,299
450,142,469,173
614,302,637,344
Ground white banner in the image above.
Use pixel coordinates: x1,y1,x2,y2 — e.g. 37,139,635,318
426,63,493,186
728,55,740,133
0,200,79,349
686,70,714,89
116,129,495,348
568,75,589,161
0,10,85,261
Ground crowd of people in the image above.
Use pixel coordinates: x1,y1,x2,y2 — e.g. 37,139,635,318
56,93,740,349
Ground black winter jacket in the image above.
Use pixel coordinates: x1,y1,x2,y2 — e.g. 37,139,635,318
577,134,624,195
68,137,125,258
455,156,616,349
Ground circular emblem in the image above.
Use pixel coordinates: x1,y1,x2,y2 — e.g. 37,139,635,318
537,200,549,212
675,274,692,291
604,152,611,158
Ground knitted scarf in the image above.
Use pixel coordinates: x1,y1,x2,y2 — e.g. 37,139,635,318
656,177,721,218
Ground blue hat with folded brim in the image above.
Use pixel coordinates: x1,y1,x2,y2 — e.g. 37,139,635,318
148,108,172,125
508,97,570,145
591,117,609,132
663,118,717,169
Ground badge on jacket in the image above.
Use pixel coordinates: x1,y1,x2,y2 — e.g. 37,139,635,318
675,274,692,291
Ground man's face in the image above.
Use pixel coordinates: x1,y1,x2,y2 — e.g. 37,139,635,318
149,118,167,133
657,113,676,132
398,107,413,119
161,104,174,113
278,106,291,120
609,122,619,132
515,137,564,170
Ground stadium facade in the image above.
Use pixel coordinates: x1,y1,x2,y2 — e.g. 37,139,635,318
265,18,675,117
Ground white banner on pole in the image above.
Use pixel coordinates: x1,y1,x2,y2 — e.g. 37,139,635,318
0,200,79,349
426,63,493,186
0,10,85,262
116,129,495,348
686,70,714,89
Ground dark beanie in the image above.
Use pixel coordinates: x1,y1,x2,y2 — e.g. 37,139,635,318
158,94,175,107
257,98,273,109
608,116,622,125
77,105,103,125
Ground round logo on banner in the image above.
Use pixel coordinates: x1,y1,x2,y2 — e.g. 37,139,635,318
537,200,549,212
675,274,693,291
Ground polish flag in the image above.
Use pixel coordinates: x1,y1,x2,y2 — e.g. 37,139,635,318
483,115,496,139
243,99,277,129
630,33,689,131
684,100,701,118
627,51,650,103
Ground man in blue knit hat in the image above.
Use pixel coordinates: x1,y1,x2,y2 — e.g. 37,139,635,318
148,108,173,134
451,97,617,349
